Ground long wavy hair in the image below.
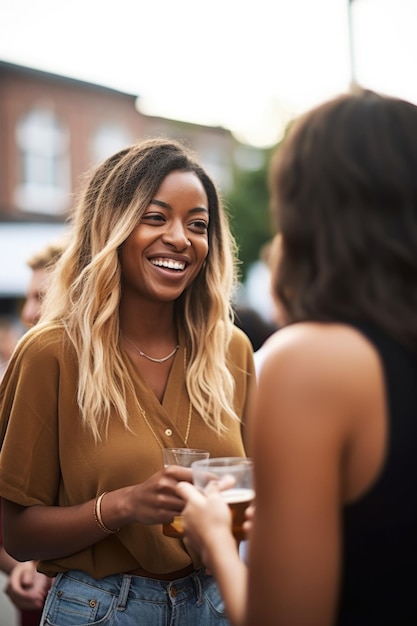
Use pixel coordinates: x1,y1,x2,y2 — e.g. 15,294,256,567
38,138,239,440
270,89,417,355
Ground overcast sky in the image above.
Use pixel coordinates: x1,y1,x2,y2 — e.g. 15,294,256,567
1,0,416,146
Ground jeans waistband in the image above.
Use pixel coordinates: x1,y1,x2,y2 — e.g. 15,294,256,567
123,563,195,580
57,568,212,607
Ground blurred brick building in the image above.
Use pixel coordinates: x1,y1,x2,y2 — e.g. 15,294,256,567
0,60,236,313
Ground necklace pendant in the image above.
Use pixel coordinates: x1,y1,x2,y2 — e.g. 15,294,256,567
137,346,179,363
122,334,179,364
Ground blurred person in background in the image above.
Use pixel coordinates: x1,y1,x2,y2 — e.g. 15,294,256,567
176,89,417,626
233,306,277,353
243,240,278,326
0,318,20,381
20,241,65,328
0,240,65,626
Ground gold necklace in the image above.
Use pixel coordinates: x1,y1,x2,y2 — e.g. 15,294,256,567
136,347,192,449
121,333,179,364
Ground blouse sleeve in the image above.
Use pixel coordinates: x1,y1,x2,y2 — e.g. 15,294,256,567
0,330,63,507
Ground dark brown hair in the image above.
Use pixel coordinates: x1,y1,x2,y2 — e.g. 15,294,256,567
270,89,417,354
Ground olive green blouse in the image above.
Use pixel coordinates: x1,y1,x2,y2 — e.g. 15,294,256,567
0,325,255,578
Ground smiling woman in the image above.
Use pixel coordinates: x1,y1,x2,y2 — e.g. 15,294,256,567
0,138,256,625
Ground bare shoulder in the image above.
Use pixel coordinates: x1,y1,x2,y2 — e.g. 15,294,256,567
252,322,385,468
258,322,382,394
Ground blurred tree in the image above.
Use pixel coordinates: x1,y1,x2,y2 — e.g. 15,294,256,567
226,147,276,283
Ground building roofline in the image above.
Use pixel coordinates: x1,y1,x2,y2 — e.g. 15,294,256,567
0,59,138,99
0,59,231,135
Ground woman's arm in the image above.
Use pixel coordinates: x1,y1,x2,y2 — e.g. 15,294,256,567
176,482,248,626
178,327,344,626
0,545,17,575
2,465,193,561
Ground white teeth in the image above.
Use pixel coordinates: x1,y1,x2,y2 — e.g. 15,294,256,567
151,259,186,271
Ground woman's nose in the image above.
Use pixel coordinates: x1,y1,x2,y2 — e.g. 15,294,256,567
162,222,191,249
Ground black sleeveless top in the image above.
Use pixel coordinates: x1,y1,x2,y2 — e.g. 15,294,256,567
337,323,417,625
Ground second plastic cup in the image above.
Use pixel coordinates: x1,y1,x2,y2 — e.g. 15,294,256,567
191,456,254,541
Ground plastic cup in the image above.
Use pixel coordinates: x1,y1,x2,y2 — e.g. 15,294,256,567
162,448,210,538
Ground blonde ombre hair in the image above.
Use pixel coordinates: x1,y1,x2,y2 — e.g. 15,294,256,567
39,138,239,441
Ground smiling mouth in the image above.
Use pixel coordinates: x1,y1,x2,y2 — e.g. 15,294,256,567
150,258,186,271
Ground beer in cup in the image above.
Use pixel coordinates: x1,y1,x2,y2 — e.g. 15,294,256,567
191,457,254,541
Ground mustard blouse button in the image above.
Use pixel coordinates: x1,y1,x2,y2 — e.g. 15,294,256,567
165,429,173,436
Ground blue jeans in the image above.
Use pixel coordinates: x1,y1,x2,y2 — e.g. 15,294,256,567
40,568,229,625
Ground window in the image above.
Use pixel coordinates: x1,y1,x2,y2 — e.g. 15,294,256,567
92,124,133,164
14,107,70,214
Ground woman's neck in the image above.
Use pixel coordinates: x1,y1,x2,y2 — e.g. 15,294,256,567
119,300,177,344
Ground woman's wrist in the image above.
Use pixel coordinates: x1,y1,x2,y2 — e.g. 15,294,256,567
203,526,239,573
96,485,138,532
93,493,120,534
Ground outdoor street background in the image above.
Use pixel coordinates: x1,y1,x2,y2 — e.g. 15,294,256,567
0,571,18,626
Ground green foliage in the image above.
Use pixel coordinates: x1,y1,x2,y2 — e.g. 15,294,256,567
226,148,276,282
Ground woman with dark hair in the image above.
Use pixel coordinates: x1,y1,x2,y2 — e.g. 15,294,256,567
0,138,255,625
176,90,417,625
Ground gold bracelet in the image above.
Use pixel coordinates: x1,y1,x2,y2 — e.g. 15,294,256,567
93,492,120,534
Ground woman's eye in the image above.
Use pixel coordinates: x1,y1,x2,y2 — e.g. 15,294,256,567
141,213,165,223
190,220,208,232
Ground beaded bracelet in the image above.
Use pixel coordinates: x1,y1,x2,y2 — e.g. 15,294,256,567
93,492,120,534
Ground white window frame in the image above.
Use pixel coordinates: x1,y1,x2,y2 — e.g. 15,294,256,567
14,106,71,214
